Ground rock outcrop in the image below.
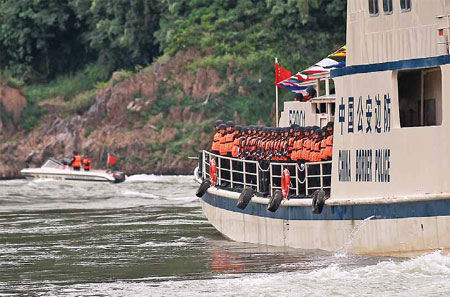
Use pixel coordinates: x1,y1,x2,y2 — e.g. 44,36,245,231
0,84,27,136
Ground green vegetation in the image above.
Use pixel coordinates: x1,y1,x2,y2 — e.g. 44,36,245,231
23,63,110,102
19,102,45,132
1,0,346,155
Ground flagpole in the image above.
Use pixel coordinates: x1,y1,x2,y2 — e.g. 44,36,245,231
275,57,279,127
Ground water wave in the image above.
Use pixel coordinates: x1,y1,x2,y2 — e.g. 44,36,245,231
40,251,450,297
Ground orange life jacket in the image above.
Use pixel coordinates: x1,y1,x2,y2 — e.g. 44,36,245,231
325,135,333,158
211,132,221,152
83,158,92,170
303,139,311,161
286,137,295,158
72,155,82,168
320,139,327,161
238,136,248,157
231,137,240,158
219,135,228,156
225,133,234,153
314,141,321,162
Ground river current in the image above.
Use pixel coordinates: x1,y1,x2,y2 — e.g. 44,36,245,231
1,175,450,296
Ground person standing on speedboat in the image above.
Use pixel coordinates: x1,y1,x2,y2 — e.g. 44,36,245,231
83,155,92,171
70,151,82,171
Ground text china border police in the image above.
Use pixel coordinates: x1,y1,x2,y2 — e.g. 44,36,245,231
338,94,391,183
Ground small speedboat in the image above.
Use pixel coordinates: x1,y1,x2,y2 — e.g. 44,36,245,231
20,159,126,183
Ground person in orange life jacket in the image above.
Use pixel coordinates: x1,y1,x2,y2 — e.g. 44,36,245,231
231,126,242,158
246,126,258,159
238,127,249,158
224,121,235,156
231,126,243,185
319,127,329,161
258,127,271,160
83,155,92,171
323,122,334,190
325,121,334,160
308,128,322,188
312,128,323,162
254,127,266,160
291,126,300,162
217,123,229,186
218,121,235,187
211,120,224,154
218,123,228,156
301,127,312,162
70,150,82,171
272,128,283,161
288,125,299,161
256,127,269,165
292,126,304,162
279,128,289,161
253,127,264,160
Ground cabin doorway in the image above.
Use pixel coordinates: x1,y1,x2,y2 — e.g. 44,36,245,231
397,67,442,127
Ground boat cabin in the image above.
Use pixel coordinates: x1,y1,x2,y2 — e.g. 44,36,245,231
199,0,450,201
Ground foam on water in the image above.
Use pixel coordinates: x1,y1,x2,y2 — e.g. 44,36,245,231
125,174,194,183
2,177,449,297
43,251,450,297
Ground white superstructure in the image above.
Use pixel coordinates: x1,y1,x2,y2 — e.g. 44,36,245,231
195,0,450,257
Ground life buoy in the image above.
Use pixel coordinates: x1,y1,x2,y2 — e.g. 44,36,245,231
209,159,217,186
281,168,290,199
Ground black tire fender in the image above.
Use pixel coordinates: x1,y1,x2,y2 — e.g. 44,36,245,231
312,189,327,214
267,190,283,212
196,180,210,197
236,187,254,210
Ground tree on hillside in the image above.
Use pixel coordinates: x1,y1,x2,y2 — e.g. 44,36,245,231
0,0,91,81
70,0,161,70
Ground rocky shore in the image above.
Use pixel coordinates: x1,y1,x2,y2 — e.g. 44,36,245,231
0,51,226,179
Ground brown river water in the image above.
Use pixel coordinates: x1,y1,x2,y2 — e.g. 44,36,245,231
1,175,450,296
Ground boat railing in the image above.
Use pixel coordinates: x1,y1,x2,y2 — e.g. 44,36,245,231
201,151,261,192
305,161,332,195
199,150,332,197
269,162,305,197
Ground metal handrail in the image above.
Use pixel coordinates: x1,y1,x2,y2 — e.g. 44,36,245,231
202,151,260,191
200,150,332,198
305,161,332,195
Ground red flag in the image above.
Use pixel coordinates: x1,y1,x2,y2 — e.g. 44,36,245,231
275,62,292,87
107,154,116,166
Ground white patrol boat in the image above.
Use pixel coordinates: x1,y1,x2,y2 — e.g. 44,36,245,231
194,0,450,257
21,159,126,183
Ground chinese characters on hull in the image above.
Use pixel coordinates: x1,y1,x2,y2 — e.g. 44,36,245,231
337,93,392,183
339,94,391,135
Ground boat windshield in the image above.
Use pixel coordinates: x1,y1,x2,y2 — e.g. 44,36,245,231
42,159,64,169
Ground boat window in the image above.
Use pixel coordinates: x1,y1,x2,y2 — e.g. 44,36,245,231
398,67,442,127
383,0,393,14
42,159,64,168
400,0,411,12
369,0,379,16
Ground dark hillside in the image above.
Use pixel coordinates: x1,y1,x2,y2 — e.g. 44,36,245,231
0,0,346,178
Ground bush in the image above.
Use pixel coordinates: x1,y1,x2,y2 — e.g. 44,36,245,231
23,63,110,102
67,90,97,114
19,103,45,131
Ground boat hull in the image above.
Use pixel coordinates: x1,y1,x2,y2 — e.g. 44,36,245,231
201,188,450,257
20,168,122,183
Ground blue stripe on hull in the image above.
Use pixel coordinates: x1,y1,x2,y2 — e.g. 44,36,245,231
331,54,450,78
202,192,450,221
